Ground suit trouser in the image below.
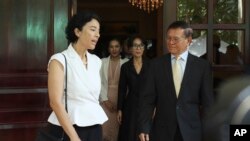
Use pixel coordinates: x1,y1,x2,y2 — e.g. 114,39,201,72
47,123,102,141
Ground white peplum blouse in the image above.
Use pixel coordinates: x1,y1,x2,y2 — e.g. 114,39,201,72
47,44,108,127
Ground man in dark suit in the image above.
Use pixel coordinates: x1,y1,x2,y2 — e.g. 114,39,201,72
138,21,214,141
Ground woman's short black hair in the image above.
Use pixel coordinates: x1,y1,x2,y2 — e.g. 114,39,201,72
127,34,147,49
65,11,101,43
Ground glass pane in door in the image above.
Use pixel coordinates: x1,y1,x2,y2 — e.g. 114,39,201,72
214,0,244,24
213,30,244,65
189,30,207,58
177,0,208,24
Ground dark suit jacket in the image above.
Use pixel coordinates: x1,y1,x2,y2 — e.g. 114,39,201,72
138,53,214,141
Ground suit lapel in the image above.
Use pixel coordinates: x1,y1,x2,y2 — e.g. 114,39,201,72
160,54,177,99
165,54,178,99
165,55,173,83
178,54,194,97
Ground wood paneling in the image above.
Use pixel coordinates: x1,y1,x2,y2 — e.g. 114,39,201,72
0,90,51,140
0,0,72,140
0,127,42,141
0,74,47,88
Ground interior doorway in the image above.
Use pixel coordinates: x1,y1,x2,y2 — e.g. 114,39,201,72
77,0,159,58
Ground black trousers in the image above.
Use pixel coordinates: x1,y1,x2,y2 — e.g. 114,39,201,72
47,123,102,141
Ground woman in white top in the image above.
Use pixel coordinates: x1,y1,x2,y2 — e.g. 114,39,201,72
47,11,107,141
100,38,128,141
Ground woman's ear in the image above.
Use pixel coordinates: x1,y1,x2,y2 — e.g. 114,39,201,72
74,28,81,37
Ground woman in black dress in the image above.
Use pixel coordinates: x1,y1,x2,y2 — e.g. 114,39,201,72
117,35,150,141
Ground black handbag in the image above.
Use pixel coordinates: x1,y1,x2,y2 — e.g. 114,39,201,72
36,54,68,141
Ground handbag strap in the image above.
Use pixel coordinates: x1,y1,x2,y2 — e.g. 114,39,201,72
62,53,68,112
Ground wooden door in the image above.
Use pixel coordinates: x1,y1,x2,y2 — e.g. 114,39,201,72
0,0,74,140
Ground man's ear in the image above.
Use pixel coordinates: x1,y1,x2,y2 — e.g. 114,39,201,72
187,37,192,45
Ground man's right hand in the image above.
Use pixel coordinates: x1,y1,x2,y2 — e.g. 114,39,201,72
139,133,149,141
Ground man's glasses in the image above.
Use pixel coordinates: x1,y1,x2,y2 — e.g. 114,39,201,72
132,44,145,49
166,36,186,44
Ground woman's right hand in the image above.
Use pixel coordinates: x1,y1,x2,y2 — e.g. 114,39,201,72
117,110,122,124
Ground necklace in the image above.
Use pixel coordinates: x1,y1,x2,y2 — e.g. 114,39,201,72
72,43,88,65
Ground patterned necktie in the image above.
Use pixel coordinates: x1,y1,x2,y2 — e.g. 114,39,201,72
172,57,182,97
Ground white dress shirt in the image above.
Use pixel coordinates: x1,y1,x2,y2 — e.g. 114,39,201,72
47,44,108,126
